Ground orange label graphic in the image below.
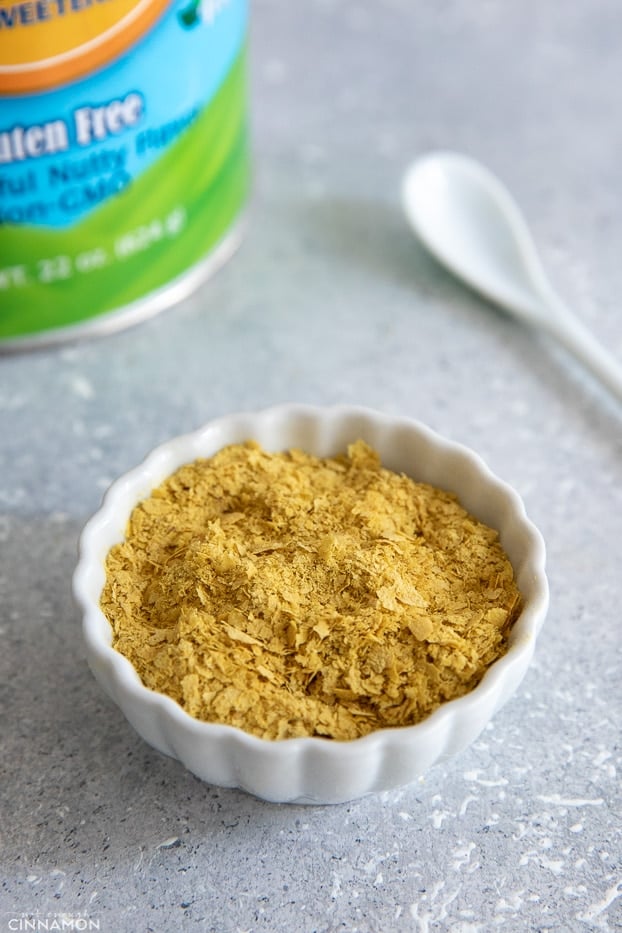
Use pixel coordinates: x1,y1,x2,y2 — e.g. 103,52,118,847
0,0,170,94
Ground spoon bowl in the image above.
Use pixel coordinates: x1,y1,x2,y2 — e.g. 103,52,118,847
402,151,622,402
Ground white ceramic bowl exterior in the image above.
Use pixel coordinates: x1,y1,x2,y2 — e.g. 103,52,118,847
73,405,548,804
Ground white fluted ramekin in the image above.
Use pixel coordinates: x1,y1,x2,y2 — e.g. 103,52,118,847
73,404,548,804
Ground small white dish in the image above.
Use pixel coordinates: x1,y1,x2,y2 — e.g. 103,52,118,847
73,404,548,804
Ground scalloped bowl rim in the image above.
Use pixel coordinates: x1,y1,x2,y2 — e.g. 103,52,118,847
73,404,549,803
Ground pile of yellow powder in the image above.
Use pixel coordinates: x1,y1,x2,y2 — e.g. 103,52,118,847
101,440,521,741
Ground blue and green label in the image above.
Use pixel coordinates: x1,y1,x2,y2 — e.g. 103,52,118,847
0,0,250,341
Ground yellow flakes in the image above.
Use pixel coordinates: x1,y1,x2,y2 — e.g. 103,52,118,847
407,616,435,642
312,619,331,640
222,624,263,647
101,440,522,741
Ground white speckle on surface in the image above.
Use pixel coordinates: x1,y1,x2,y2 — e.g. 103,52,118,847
431,809,450,828
452,842,477,871
564,885,587,897
576,879,622,928
430,880,445,902
362,854,383,875
410,881,462,931
570,823,584,833
537,795,604,808
593,750,612,767
463,770,508,787
330,872,342,900
543,857,566,876
458,795,478,816
70,375,95,399
522,853,565,877
157,837,180,849
495,890,525,912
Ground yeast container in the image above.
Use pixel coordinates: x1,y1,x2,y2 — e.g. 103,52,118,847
0,0,250,347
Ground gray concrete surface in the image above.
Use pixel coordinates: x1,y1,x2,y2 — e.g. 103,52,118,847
1,1,621,930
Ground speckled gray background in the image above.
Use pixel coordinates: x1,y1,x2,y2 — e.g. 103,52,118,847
1,1,621,931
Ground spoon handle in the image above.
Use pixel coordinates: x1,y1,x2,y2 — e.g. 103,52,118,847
541,291,622,403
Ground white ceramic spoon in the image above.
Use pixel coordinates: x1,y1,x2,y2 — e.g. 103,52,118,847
402,151,622,402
